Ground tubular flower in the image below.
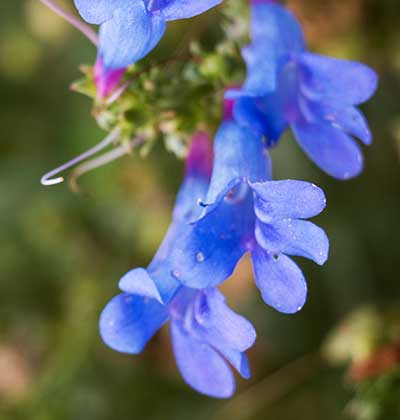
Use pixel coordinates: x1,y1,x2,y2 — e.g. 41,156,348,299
170,104,329,314
74,0,223,71
229,0,378,179
99,132,256,398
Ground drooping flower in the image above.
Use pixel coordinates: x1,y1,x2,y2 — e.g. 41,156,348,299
74,0,223,71
99,132,256,398
170,103,329,314
229,1,378,179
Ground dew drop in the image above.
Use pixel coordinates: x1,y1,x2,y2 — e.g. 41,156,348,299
196,252,205,262
172,270,180,279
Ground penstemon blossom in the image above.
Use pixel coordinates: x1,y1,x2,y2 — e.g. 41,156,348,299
100,133,256,398
170,100,329,314
229,0,378,179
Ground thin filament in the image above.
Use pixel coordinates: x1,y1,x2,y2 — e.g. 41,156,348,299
68,137,146,192
39,0,99,46
41,129,120,186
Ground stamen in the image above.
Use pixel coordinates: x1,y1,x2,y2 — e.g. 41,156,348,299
39,0,99,46
68,136,146,192
41,129,120,186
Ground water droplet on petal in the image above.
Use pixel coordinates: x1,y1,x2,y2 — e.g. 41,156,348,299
196,252,205,262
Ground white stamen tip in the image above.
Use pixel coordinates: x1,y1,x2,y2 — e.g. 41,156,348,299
41,176,64,186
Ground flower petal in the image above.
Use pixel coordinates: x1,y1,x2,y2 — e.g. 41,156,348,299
240,45,282,96
171,321,235,398
143,11,167,53
250,4,305,54
74,0,129,24
99,294,169,354
191,290,255,379
194,289,256,352
251,246,307,314
251,180,326,220
215,348,251,379
292,120,364,179
169,195,253,289
232,3,304,98
99,3,166,70
299,52,378,106
205,120,271,207
173,132,212,222
119,268,163,302
255,219,329,265
157,0,222,20
309,101,372,146
233,95,287,145
173,178,209,223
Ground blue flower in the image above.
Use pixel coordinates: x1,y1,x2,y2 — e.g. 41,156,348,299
99,132,256,398
101,287,256,398
229,1,378,179
74,0,223,71
169,107,329,314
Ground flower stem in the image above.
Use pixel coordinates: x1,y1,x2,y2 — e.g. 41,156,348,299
39,0,98,46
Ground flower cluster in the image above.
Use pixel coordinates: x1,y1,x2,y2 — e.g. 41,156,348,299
43,0,377,398
100,133,256,398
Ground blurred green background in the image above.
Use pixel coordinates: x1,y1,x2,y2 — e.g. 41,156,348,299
0,1,399,419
